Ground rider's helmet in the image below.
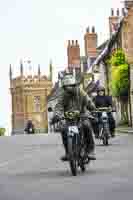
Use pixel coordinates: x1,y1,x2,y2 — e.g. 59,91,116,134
62,73,76,86
62,73,78,93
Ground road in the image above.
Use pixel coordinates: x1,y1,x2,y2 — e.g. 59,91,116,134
0,133,133,200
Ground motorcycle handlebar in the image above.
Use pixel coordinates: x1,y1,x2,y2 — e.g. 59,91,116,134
92,107,114,113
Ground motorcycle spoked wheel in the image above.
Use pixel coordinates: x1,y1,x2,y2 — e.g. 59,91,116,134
102,128,109,146
79,132,87,172
78,146,86,173
67,136,78,176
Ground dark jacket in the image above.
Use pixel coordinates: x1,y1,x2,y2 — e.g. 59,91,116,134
54,86,96,117
93,95,113,108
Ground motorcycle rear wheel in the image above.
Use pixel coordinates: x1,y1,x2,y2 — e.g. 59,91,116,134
103,136,108,145
80,161,86,172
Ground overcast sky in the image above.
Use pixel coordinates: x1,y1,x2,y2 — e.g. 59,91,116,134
0,0,123,135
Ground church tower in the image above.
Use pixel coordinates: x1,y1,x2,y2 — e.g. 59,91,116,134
9,62,53,135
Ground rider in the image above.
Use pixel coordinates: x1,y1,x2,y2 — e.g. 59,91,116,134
93,86,116,138
24,120,35,134
52,73,96,161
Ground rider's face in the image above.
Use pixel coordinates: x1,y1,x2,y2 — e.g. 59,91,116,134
98,91,104,96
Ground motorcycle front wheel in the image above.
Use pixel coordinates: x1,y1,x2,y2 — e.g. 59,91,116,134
68,136,78,176
102,128,109,146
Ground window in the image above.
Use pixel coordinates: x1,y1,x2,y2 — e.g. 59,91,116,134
34,96,41,112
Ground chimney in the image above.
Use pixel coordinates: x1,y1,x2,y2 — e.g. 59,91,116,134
124,0,133,10
67,40,80,70
84,26,98,58
122,8,126,16
109,8,120,36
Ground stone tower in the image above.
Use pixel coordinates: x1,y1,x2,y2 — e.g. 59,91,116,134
9,61,53,134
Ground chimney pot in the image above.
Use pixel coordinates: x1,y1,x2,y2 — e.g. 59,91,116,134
122,8,126,16
92,26,95,33
117,8,120,16
86,26,90,33
111,8,114,16
124,0,133,10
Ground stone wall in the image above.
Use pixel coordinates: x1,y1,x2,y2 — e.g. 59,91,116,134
10,75,53,134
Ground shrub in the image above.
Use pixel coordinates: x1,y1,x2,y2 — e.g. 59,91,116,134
0,128,6,136
110,49,129,97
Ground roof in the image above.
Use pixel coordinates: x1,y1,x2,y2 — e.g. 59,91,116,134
91,17,124,68
80,56,98,72
85,80,100,94
97,40,109,51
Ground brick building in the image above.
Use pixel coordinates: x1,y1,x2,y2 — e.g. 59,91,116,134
67,26,99,74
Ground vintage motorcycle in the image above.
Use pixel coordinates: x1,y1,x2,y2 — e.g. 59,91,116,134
92,107,112,146
61,110,92,176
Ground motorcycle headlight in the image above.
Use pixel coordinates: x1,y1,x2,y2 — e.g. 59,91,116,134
102,112,107,118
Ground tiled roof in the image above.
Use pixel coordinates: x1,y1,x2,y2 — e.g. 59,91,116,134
97,40,109,51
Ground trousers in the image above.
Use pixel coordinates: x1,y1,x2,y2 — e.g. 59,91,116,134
60,119,95,154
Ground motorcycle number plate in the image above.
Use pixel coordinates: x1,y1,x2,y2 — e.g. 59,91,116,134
68,126,79,136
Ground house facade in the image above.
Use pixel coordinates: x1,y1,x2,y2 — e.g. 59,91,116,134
91,1,133,126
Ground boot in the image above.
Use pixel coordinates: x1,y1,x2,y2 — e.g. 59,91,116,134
87,150,96,160
60,138,69,161
111,131,115,138
86,143,96,160
61,154,69,161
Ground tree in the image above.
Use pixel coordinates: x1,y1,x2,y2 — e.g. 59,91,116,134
0,128,6,136
110,49,129,97
109,49,129,124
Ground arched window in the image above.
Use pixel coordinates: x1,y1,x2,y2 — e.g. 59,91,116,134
34,96,41,112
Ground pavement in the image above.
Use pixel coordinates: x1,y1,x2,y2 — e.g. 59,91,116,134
0,132,133,200
115,126,133,134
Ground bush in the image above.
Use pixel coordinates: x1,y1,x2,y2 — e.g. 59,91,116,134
0,128,6,136
110,49,129,97
110,49,126,66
